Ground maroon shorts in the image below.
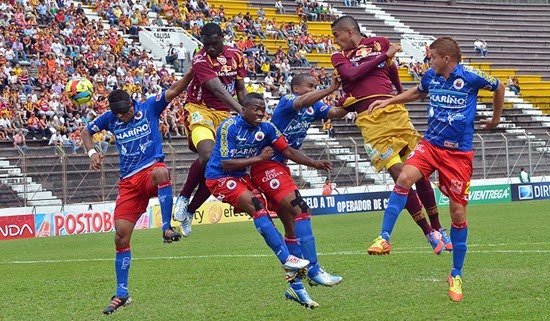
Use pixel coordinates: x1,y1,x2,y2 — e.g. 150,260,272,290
206,175,265,211
250,161,297,211
114,162,168,223
406,140,473,205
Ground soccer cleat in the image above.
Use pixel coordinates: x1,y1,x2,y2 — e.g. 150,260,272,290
439,228,453,252
285,285,319,309
283,255,310,282
448,275,463,302
162,228,182,243
103,295,132,315
307,267,343,287
173,196,189,222
367,235,391,255
180,212,193,237
427,230,445,255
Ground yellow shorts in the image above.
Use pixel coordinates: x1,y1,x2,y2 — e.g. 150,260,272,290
356,103,422,172
183,102,231,151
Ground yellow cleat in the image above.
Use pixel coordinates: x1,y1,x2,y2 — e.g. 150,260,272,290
367,236,391,255
448,275,463,302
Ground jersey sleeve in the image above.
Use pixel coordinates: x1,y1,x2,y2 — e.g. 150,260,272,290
418,69,433,94
192,55,218,85
277,94,296,112
86,111,113,135
149,91,170,116
235,50,247,79
218,120,236,161
467,67,500,91
331,51,348,69
264,121,289,151
313,101,331,120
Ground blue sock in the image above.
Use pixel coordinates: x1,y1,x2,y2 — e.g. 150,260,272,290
381,185,409,241
253,210,289,264
451,222,468,278
158,181,173,232
290,278,304,290
285,236,302,258
295,215,320,276
115,247,131,297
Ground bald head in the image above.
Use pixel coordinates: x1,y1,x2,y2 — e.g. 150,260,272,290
331,16,360,33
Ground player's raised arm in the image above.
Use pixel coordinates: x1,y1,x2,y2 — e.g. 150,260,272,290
165,70,193,102
205,77,244,114
82,127,104,171
292,73,341,110
280,146,333,171
480,81,505,130
236,78,247,104
368,86,427,113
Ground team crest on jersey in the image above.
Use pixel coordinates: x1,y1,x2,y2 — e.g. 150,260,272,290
270,179,280,190
255,131,265,141
156,94,162,101
220,65,232,73
226,180,237,190
453,78,465,90
134,111,143,120
217,56,227,65
356,47,372,57
305,107,315,115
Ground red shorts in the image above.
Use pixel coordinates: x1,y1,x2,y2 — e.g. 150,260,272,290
405,140,473,205
205,175,265,211
114,162,168,223
250,161,297,211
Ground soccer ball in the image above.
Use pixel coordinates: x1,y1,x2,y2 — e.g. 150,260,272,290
65,78,94,105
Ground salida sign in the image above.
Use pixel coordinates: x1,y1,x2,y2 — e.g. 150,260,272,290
0,214,35,240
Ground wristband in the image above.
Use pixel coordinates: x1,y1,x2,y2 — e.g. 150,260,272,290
88,149,98,158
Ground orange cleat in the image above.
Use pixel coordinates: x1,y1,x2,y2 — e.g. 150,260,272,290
448,275,463,302
367,236,391,255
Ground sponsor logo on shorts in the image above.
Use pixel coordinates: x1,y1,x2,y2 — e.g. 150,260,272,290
518,185,533,200
226,180,237,190
270,179,280,190
450,180,464,194
444,141,459,149
364,143,379,160
254,131,265,141
380,147,393,160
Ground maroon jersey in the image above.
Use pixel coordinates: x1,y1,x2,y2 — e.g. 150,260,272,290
331,37,402,113
186,46,247,111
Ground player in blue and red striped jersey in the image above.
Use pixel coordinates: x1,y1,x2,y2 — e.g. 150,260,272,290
250,73,346,294
205,92,332,309
82,74,190,314
367,36,505,301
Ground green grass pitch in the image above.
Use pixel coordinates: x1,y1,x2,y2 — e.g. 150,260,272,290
0,201,548,321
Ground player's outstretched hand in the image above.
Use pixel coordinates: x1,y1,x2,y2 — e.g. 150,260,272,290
89,153,105,171
387,43,402,58
367,100,389,114
480,117,499,130
314,160,333,171
258,146,274,160
329,73,341,91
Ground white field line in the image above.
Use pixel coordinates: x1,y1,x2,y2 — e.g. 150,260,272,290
1,243,549,265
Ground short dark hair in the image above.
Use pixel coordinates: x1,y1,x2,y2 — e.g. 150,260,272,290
290,73,314,91
331,15,360,32
107,89,130,104
201,23,223,38
243,92,264,107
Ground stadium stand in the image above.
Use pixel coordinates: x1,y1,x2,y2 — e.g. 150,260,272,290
1,0,550,207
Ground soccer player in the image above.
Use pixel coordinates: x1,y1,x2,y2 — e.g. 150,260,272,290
205,92,332,309
330,16,449,255
81,76,189,314
249,73,346,304
367,36,505,301
174,23,248,238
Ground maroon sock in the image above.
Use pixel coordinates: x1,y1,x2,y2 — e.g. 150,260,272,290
405,189,433,236
180,159,204,197
188,179,211,213
415,178,442,230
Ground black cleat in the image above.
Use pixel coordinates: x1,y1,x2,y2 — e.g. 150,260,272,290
103,295,132,315
163,228,182,243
